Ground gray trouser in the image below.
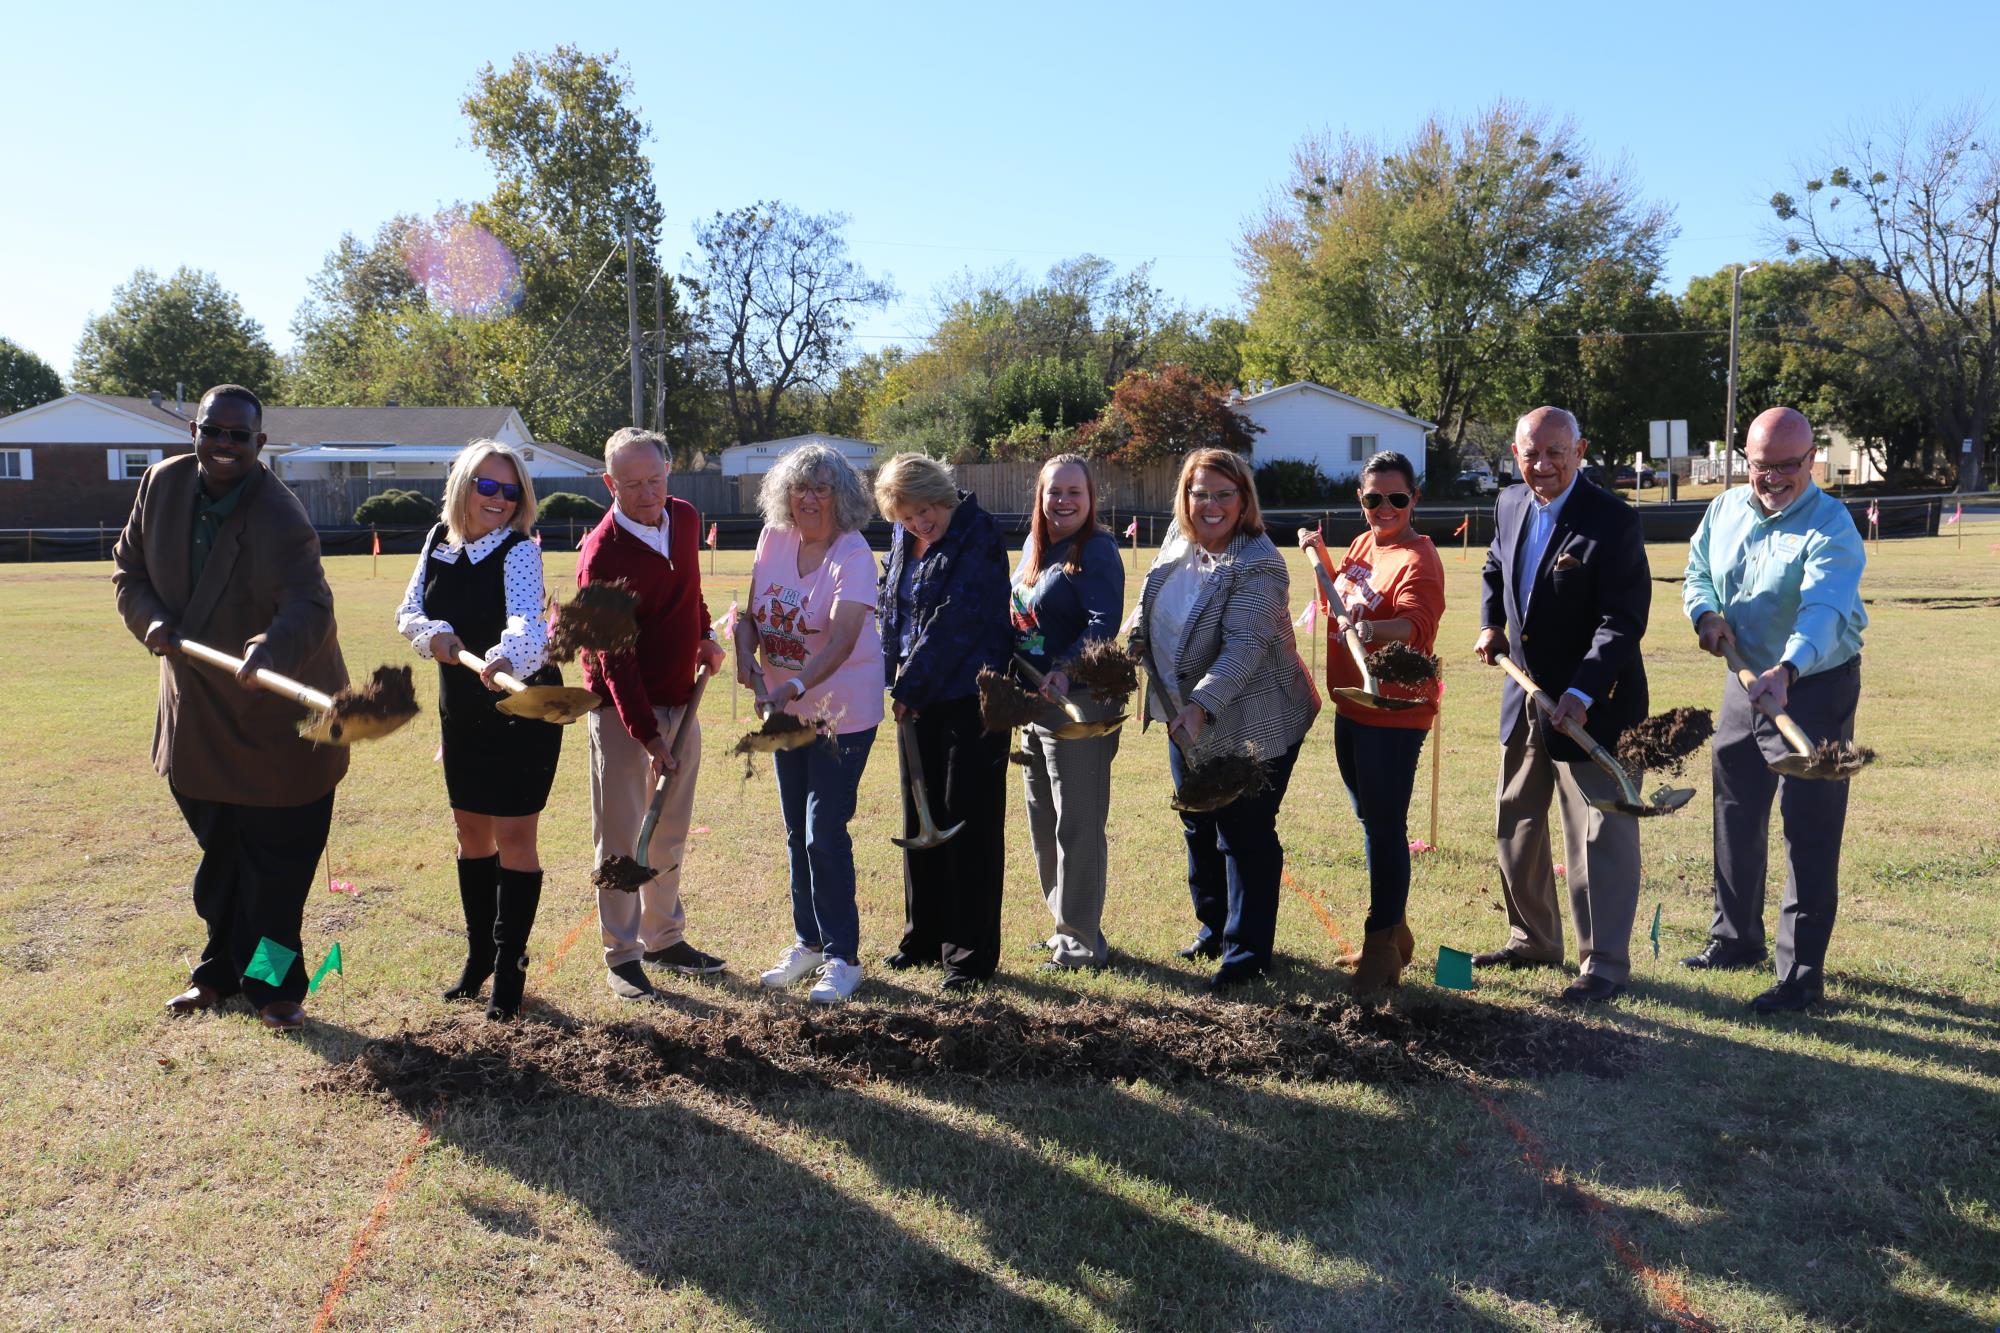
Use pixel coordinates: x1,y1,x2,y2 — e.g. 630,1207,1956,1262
1495,709,1642,982
1710,657,1859,993
590,704,699,968
1020,724,1120,967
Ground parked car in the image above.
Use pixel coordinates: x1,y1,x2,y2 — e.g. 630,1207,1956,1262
1456,469,1499,495
1613,464,1659,486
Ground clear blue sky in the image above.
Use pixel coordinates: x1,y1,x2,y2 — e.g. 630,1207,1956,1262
6,0,1996,380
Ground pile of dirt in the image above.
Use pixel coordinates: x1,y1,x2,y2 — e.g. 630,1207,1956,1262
1059,640,1141,705
1173,748,1270,812
547,581,639,664
309,994,1639,1110
591,856,652,894
1616,707,1715,776
977,668,1043,733
315,664,418,741
1365,642,1439,686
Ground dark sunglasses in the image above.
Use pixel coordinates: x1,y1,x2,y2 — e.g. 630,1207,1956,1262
196,422,256,445
474,477,523,501
1359,491,1412,510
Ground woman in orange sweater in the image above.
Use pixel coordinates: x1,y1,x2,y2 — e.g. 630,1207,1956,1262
1300,450,1445,994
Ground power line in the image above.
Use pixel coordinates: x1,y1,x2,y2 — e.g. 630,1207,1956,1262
515,243,625,386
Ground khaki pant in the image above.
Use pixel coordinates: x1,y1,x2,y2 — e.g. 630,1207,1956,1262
1494,712,1641,982
590,705,699,968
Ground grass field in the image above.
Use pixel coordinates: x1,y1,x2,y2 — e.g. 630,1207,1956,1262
2,533,1997,1331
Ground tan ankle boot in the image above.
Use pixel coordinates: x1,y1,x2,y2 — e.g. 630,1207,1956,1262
1351,927,1406,996
1338,919,1414,969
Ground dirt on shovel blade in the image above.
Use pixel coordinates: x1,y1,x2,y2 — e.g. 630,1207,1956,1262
1173,749,1270,811
309,993,1640,1111
1060,640,1141,704
733,712,820,754
328,663,418,721
1365,642,1439,686
547,580,639,663
1616,706,1715,776
591,855,652,894
977,668,1044,732
1810,739,1877,776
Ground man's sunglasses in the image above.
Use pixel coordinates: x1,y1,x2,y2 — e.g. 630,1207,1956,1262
1359,491,1412,510
196,422,256,445
474,478,523,501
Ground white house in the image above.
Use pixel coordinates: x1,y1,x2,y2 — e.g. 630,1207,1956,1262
1232,382,1434,484
720,433,880,478
263,405,599,481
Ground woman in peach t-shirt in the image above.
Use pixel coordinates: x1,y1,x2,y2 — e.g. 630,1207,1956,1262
1299,450,1445,995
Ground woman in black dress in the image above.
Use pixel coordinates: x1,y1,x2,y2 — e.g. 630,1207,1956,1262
395,440,563,1019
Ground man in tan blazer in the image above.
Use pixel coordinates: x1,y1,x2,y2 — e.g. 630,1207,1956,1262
113,385,348,1031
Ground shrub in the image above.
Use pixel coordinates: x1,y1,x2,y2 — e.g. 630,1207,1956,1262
1254,458,1330,506
352,488,438,526
538,491,607,524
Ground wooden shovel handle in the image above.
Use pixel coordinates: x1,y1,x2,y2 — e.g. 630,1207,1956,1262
453,647,528,694
1720,645,1815,758
178,638,336,712
1302,536,1378,689
1492,654,1596,752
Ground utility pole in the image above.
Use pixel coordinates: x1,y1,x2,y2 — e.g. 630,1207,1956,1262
653,271,667,433
1722,262,1760,490
624,210,643,429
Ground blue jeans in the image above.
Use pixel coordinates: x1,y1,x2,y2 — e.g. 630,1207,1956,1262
773,726,876,964
1169,739,1301,975
1332,715,1428,933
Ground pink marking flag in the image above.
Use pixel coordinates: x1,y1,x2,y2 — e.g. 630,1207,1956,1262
1944,502,1962,526
706,522,719,548
1293,599,1318,630
1867,499,1880,526
716,598,739,639
1452,515,1469,536
532,529,543,547
1124,517,1139,540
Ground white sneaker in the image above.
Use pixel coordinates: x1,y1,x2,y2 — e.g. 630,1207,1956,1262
760,944,824,989
808,957,863,1004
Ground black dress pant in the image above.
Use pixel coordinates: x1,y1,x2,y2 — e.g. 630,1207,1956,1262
1709,657,1860,993
172,785,336,1005
897,695,1009,980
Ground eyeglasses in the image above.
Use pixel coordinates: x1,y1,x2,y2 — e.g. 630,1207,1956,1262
790,482,834,499
1188,489,1240,506
1747,452,1815,476
196,422,255,445
474,477,523,501
1360,492,1412,510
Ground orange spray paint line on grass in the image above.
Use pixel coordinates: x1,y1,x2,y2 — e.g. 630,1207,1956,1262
1279,866,1353,959
309,1100,445,1333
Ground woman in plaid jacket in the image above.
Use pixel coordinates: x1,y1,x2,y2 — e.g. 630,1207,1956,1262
1129,449,1320,989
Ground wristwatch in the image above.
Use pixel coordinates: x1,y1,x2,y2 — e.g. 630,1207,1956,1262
1356,619,1374,644
1780,661,1799,686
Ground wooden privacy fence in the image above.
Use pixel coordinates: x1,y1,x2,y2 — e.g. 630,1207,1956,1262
943,460,1185,515
283,474,744,526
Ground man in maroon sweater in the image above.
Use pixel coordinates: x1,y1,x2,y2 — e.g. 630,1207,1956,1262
581,428,729,999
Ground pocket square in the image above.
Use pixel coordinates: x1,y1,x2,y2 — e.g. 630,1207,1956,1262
1552,552,1583,572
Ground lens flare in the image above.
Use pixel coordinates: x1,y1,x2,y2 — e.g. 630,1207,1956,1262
404,217,523,318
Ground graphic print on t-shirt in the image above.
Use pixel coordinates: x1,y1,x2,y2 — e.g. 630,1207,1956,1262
755,580,819,670
1010,585,1045,656
1335,557,1382,613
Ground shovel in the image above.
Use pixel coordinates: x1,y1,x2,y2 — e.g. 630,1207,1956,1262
451,649,600,724
594,665,711,892
1493,654,1694,817
177,638,414,745
1721,644,1871,780
1301,531,1420,714
1013,655,1125,740
891,717,964,849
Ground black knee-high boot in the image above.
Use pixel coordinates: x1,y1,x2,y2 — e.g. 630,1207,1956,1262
487,865,543,1020
443,854,499,1001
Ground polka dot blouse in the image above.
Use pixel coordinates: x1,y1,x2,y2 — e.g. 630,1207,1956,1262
393,526,550,675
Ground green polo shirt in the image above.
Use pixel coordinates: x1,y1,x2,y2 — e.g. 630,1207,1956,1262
191,473,251,588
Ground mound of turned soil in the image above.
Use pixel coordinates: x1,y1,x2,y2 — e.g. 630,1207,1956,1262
547,581,639,664
591,856,652,894
977,668,1044,733
1616,707,1715,776
1365,642,1439,686
310,995,1639,1110
1059,640,1141,704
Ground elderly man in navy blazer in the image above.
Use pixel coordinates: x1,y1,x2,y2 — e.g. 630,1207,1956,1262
1471,406,1651,1004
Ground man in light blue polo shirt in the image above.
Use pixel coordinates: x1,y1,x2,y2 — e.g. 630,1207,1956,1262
1682,406,1867,1013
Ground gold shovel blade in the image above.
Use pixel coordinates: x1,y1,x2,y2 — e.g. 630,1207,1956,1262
497,685,602,725
1330,686,1421,713
1052,715,1126,740
300,709,416,746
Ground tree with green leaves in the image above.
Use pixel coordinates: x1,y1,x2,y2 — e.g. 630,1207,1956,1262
0,338,63,414
1240,102,1670,478
72,267,279,399
690,201,895,447
1770,106,2000,491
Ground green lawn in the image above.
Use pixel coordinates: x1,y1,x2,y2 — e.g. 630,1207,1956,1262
1,536,1996,1330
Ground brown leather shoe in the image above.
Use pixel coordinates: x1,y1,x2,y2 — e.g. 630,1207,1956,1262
165,983,222,1016
1350,928,1406,996
1338,919,1414,969
256,1000,306,1031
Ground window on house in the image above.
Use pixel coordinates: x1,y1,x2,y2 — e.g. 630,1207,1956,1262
1349,434,1377,462
0,449,27,480
107,448,163,480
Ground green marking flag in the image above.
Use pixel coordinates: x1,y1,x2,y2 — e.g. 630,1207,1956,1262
1434,945,1474,991
1650,903,1662,959
308,941,344,994
245,937,299,987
